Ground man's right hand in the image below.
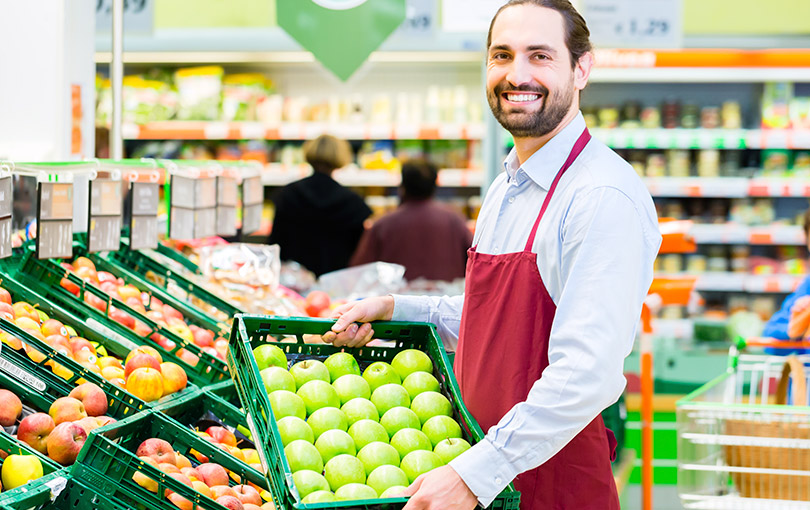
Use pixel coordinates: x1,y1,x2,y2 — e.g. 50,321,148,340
321,295,395,348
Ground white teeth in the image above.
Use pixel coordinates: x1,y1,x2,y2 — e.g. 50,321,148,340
506,93,539,102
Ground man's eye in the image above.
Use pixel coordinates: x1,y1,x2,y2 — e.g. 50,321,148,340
533,53,549,60
491,53,509,60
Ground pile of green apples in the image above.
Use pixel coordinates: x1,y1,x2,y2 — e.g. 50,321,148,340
251,344,471,504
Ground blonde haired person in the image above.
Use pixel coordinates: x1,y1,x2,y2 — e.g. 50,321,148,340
268,134,371,276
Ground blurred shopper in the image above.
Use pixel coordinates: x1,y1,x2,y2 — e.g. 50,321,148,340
350,159,472,281
268,134,371,277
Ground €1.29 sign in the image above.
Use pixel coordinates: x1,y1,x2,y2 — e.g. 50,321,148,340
277,0,406,81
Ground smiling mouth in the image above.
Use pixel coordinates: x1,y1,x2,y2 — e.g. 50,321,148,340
501,92,542,104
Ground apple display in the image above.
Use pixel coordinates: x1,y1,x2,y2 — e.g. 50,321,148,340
292,469,330,499
136,438,177,465
314,429,356,464
400,450,444,484
46,422,87,465
370,384,411,416
206,426,237,447
0,389,22,426
284,440,324,473
196,463,230,487
356,442,400,475
259,366,296,394
331,374,370,405
68,382,108,417
276,416,314,446
389,428,432,459
296,380,340,416
367,465,409,496
422,415,463,448
347,419,388,450
410,391,453,425
124,353,161,378
233,485,262,506
402,372,441,400
362,362,400,392
307,407,348,439
380,407,421,438
434,437,471,464
252,344,288,371
324,352,360,381
17,412,55,454
126,367,164,402
340,398,379,426
323,454,366,491
334,483,378,501
48,397,88,425
215,495,245,510
290,360,331,389
268,390,307,420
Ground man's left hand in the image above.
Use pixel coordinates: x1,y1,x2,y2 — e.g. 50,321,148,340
400,465,478,510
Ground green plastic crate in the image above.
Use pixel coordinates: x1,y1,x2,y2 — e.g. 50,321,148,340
0,273,197,410
0,468,69,510
227,315,520,510
9,245,229,386
73,410,274,510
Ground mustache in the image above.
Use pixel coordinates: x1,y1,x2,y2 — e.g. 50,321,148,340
493,82,548,96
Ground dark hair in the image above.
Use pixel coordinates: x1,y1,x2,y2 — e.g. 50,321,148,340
401,160,438,200
487,0,592,69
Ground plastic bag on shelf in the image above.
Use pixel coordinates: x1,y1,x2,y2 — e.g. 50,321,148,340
314,262,405,301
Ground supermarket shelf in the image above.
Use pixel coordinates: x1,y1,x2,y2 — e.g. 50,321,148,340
655,272,804,293
262,165,483,188
643,177,750,198
121,121,485,141
690,224,806,245
748,177,810,197
590,66,810,83
593,128,810,150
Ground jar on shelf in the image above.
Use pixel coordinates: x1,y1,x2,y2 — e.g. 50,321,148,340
662,98,681,129
721,101,742,129
667,149,691,177
700,106,721,129
620,101,642,128
661,254,683,273
640,106,661,129
721,150,742,176
707,246,728,272
680,103,700,129
645,153,667,177
730,245,750,273
598,106,620,129
686,254,708,273
582,106,599,128
697,149,721,177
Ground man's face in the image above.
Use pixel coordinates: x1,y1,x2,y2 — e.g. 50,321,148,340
486,5,578,138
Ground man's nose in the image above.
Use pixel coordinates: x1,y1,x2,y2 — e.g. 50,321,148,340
505,57,533,88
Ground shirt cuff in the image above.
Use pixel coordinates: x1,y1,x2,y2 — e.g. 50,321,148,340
391,294,430,322
449,437,518,508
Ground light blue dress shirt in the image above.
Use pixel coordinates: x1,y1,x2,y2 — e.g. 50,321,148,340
392,112,661,506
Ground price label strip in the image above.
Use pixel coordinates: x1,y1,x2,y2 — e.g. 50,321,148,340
169,175,197,240
88,179,123,253
241,176,263,235
130,182,160,250
0,177,12,258
216,176,238,237
37,183,74,259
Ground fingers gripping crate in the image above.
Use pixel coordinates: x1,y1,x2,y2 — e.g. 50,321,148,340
227,314,521,510
677,353,810,507
11,247,229,386
73,410,275,510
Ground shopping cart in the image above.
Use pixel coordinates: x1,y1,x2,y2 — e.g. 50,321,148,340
677,338,810,508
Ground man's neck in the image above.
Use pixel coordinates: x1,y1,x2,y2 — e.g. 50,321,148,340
513,105,580,166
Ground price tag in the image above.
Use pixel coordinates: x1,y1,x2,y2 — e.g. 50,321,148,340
130,215,158,250
131,182,159,216
242,177,263,205
90,180,122,216
216,207,237,237
37,183,74,259
0,357,47,391
0,177,11,259
196,178,217,209
88,216,122,253
217,177,238,207
88,179,123,253
242,204,263,235
171,176,196,209
194,208,217,239
130,183,159,250
582,0,682,49
170,207,195,240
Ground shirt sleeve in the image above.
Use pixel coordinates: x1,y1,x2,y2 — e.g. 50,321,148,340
450,187,660,507
391,294,465,351
763,276,810,339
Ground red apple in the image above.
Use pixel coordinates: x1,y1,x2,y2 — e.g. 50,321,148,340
69,382,108,417
0,302,15,318
133,320,153,337
191,328,214,347
17,412,54,454
0,287,12,305
47,422,87,465
126,346,163,364
160,362,188,395
75,266,98,285
48,396,87,425
209,485,237,499
108,307,135,330
162,304,183,322
216,496,245,510
0,389,22,427
97,271,117,283
73,257,96,271
84,293,107,312
232,485,262,506
99,281,119,295
196,463,230,487
125,353,161,378
145,310,166,325
68,336,95,354
176,349,199,367
76,416,103,435
206,426,237,447
136,438,176,465
126,367,164,402
305,290,330,317
125,297,147,314
164,472,193,497
61,278,80,296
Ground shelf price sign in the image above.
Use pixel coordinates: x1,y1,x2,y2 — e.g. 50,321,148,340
37,183,74,259
216,177,238,237
88,179,123,253
130,182,159,250
581,0,682,49
241,177,263,235
0,177,11,258
169,176,217,240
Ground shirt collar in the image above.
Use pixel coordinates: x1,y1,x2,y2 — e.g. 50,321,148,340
502,111,587,190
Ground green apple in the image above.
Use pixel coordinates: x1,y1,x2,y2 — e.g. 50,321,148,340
402,372,440,400
260,366,296,394
277,416,314,446
380,486,408,498
380,407,421,438
434,438,471,464
356,441,400,475
334,483,378,501
290,359,331,389
253,344,288,371
410,391,452,425
307,407,348,439
400,450,444,483
367,465,409,496
297,380,340,416
324,454,366,491
341,398,379,425
269,390,306,420
347,419,389,450
371,384,411,416
284,440,323,473
391,349,433,380
302,490,336,504
324,352,360,380
422,415,462,448
332,374,371,405
315,429,356,463
362,362,400,392
389,428,432,459
292,469,330,499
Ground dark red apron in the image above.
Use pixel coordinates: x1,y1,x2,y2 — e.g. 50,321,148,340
454,128,619,510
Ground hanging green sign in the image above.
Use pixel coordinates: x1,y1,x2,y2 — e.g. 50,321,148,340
277,0,406,81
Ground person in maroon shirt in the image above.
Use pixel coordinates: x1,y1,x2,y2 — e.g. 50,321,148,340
351,159,472,281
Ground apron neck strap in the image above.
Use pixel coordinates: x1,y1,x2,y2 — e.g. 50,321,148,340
524,128,591,252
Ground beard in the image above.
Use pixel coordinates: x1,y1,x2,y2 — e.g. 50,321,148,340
487,78,574,138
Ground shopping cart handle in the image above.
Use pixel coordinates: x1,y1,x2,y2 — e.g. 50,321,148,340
737,336,810,349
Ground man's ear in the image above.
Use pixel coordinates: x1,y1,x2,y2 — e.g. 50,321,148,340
574,51,594,91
